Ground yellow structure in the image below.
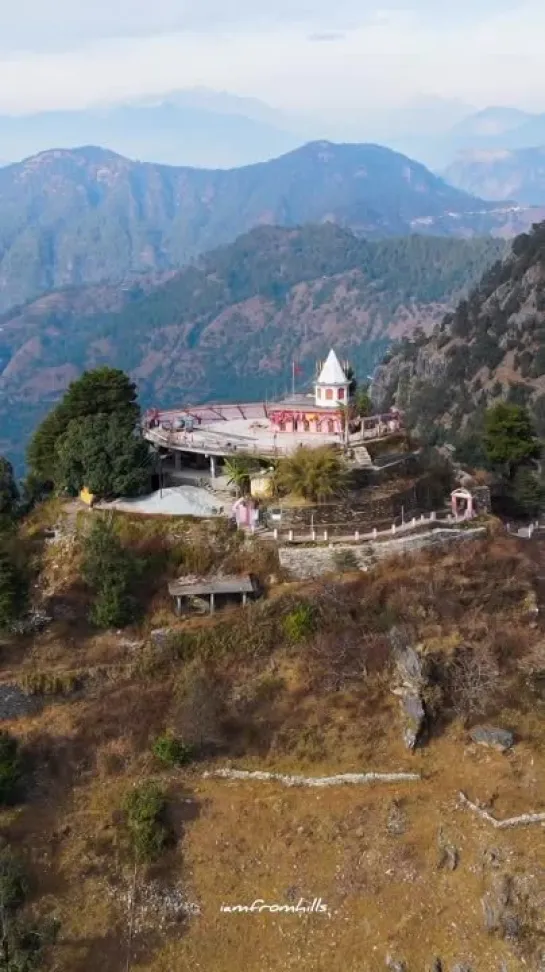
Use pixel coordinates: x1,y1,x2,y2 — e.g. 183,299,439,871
250,470,274,499
79,486,95,507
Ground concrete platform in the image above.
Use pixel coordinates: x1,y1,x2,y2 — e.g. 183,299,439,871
96,486,227,518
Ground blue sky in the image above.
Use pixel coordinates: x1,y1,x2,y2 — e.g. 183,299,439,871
0,0,541,117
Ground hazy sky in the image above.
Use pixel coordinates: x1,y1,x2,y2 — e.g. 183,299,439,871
0,0,542,118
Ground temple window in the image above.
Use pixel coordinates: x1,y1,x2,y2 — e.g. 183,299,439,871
279,421,286,432
338,387,345,400
325,388,333,400
327,420,335,434
303,420,310,431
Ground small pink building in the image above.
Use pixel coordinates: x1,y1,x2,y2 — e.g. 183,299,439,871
232,497,260,528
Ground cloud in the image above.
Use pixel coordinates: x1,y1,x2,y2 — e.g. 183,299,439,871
0,0,520,50
308,32,346,43
0,0,542,119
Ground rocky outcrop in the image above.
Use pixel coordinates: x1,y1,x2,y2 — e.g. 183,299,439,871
390,632,430,750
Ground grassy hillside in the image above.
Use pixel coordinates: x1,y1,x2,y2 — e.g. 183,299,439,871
0,226,506,474
1,503,544,971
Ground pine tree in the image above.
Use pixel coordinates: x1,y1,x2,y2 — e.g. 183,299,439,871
81,519,135,629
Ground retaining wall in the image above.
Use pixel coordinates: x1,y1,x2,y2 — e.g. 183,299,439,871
278,527,487,580
271,474,444,533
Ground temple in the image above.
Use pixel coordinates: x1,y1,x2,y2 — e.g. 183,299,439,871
268,350,351,435
143,348,402,480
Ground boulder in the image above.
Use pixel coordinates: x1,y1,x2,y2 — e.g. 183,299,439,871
150,627,175,647
470,726,514,752
402,693,426,750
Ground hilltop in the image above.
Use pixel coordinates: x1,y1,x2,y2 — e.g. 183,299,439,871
371,220,545,448
0,225,506,472
0,140,536,314
0,498,543,972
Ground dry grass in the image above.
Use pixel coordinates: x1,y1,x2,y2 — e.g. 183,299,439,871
1,533,544,971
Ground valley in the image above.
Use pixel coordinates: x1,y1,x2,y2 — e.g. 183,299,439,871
0,226,505,474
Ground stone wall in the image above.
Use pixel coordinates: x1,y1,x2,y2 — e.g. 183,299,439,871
278,527,487,580
271,474,442,533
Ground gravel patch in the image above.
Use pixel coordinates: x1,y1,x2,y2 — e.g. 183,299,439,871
0,683,41,720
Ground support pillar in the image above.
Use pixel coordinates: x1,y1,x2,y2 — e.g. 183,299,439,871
176,596,181,615
210,592,216,614
210,455,217,479
174,451,182,472
242,593,248,608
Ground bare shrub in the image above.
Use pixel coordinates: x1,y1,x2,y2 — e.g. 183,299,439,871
332,549,360,574
304,628,390,691
96,737,134,777
448,644,501,719
172,662,226,752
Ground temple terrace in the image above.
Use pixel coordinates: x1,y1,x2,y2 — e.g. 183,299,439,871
143,349,402,480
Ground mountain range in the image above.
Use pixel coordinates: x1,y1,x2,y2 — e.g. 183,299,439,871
387,105,545,171
448,106,545,153
444,147,545,206
0,140,538,316
0,225,505,473
371,220,545,448
0,91,302,170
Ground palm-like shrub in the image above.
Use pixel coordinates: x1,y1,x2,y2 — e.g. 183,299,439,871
274,446,347,502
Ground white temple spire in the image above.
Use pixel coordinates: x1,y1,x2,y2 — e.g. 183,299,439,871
315,348,350,409
317,349,348,386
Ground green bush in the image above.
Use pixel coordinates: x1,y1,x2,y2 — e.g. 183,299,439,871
152,732,193,767
0,844,59,970
0,845,28,912
81,519,135,628
123,782,170,862
0,546,27,630
0,731,23,806
282,604,316,643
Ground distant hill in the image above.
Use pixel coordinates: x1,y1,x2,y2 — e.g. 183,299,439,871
448,107,535,142
0,141,535,315
444,147,545,206
396,105,545,170
0,89,301,169
371,220,545,447
0,224,506,472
